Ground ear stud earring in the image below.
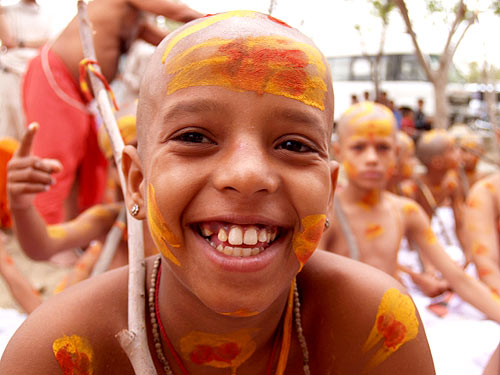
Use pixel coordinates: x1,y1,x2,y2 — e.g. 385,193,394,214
131,204,140,217
324,218,330,229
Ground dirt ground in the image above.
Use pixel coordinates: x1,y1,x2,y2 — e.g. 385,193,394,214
0,230,71,312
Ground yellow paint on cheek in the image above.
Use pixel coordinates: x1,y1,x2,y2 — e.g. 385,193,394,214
52,335,94,374
47,225,68,239
219,309,259,317
424,227,437,245
400,162,413,178
147,183,181,266
365,224,384,239
402,202,418,215
292,214,326,271
362,288,418,370
165,36,327,111
179,329,258,374
343,160,358,179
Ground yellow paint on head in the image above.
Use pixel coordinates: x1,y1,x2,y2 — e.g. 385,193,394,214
424,227,437,245
147,183,181,266
162,11,258,62
293,214,326,271
362,288,418,370
52,335,94,375
164,36,327,110
342,102,395,138
47,225,68,239
179,329,258,373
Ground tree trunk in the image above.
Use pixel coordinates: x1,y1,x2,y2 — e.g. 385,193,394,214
433,74,450,129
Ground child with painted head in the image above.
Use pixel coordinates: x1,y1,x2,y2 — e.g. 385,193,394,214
319,101,500,309
0,11,436,374
5,101,153,271
387,130,418,198
454,128,488,191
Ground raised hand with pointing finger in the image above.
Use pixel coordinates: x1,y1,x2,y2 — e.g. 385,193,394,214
7,123,63,211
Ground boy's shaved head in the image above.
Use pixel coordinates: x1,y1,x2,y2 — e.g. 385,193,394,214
416,129,454,166
137,11,333,153
397,131,415,155
336,101,396,141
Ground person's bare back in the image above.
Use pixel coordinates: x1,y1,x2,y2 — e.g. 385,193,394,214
51,0,202,84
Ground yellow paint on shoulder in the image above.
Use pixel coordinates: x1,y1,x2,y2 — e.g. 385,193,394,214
402,202,418,215
147,183,181,266
179,329,258,373
162,11,258,62
52,334,94,375
365,224,384,239
484,182,496,194
362,288,418,371
220,309,259,317
424,227,437,245
292,214,326,271
47,225,68,239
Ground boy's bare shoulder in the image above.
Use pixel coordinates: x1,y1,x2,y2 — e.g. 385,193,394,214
299,251,434,374
0,265,133,374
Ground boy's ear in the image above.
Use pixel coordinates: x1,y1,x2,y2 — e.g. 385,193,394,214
328,160,339,210
122,145,146,220
332,140,341,160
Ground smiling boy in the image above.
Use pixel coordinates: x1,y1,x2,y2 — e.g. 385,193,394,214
0,12,435,374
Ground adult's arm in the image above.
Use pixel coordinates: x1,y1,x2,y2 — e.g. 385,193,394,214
129,0,203,23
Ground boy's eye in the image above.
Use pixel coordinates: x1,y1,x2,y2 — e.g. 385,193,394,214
278,140,313,153
173,131,214,144
377,144,391,152
351,143,365,151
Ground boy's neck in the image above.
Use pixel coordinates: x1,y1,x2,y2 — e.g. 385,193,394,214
157,263,291,373
342,180,383,209
423,167,446,186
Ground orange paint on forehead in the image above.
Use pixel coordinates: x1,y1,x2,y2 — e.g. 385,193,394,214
147,183,181,266
365,224,384,239
292,214,326,271
179,329,257,373
164,36,327,110
52,335,94,375
363,288,418,370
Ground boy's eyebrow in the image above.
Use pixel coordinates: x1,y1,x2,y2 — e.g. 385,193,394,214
162,99,227,120
270,107,327,136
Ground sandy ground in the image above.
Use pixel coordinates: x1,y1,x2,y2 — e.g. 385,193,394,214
0,230,71,312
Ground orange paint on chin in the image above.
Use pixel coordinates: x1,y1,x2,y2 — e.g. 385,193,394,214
165,36,327,110
52,335,94,375
147,183,181,266
365,224,384,239
293,214,326,271
179,329,257,373
220,309,259,317
363,288,418,370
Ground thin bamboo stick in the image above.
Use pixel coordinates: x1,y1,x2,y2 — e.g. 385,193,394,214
76,1,155,373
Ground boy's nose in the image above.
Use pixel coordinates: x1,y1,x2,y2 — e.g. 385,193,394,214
364,146,379,164
212,140,279,197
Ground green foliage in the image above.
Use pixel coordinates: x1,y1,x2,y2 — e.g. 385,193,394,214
426,0,445,13
370,0,395,24
462,62,500,83
492,0,500,15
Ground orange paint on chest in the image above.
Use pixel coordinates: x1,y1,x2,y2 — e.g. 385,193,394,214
478,267,493,277
292,214,326,271
484,182,496,193
467,196,482,208
52,335,94,375
180,329,257,373
472,242,489,255
365,224,384,239
4,254,13,265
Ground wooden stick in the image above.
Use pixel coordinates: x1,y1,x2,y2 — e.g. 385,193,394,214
91,207,126,277
76,2,155,373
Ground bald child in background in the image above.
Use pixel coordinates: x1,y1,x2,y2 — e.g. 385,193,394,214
320,101,500,315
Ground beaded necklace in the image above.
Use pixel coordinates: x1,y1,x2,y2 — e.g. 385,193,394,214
148,257,311,374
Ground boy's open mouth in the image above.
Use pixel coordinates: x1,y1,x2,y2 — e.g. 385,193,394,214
196,222,281,257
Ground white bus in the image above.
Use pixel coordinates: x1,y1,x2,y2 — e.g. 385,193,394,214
328,53,469,121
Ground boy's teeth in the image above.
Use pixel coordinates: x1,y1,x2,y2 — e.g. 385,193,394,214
201,226,213,237
228,227,243,245
243,227,258,245
258,230,267,243
218,228,228,242
215,244,264,257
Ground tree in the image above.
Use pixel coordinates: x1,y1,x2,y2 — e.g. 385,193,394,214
393,0,478,128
